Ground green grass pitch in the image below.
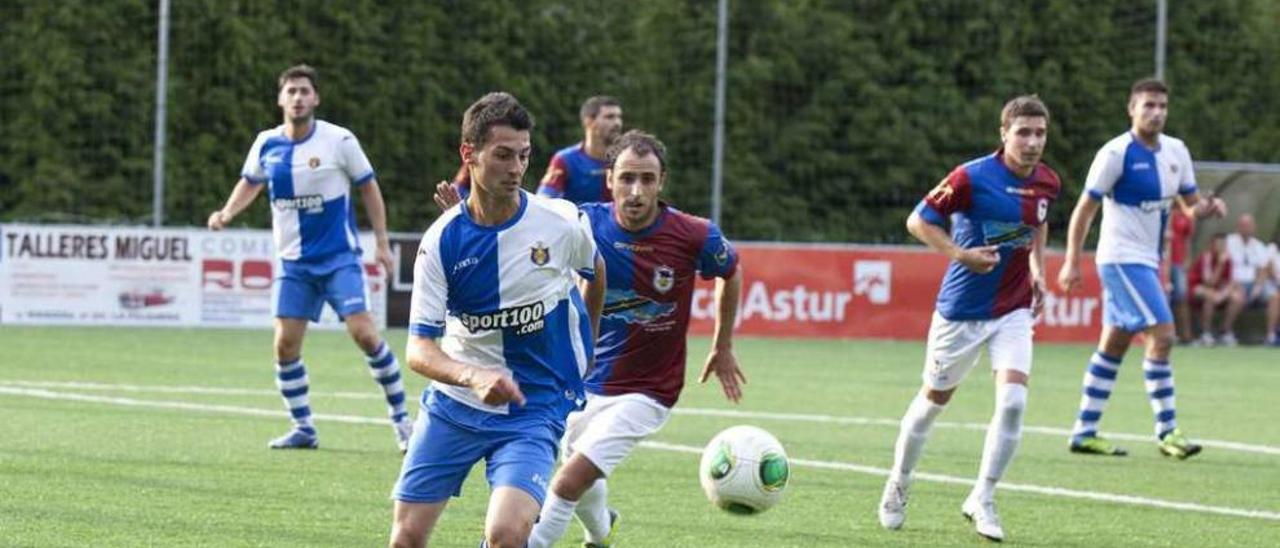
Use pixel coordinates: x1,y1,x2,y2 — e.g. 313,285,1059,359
1,326,1277,546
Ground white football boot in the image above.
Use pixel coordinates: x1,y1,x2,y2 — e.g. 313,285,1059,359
961,494,1005,542
878,477,909,530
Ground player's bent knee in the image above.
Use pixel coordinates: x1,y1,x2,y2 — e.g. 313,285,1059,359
345,314,381,349
552,456,603,500
388,525,426,548
924,387,956,406
1147,331,1175,354
485,522,532,548
274,341,302,362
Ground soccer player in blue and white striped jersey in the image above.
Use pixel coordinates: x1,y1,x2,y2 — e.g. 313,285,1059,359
390,92,607,548
207,64,411,452
1058,78,1227,459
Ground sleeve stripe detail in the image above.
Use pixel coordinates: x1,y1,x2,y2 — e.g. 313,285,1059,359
409,323,444,338
917,203,947,226
353,171,376,186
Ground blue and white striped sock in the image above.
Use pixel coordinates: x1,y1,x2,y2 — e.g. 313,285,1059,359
365,341,408,424
1071,351,1122,439
1143,358,1177,438
275,359,315,435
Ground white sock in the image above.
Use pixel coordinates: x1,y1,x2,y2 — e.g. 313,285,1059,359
974,383,1027,502
527,491,578,548
890,392,945,483
576,479,612,543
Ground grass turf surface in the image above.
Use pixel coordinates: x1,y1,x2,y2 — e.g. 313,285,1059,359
1,326,1277,546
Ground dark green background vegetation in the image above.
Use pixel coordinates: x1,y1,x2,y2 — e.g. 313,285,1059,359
3,0,1278,242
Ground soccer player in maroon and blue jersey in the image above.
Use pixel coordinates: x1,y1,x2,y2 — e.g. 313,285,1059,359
535,96,624,205
527,130,745,548
878,96,1060,543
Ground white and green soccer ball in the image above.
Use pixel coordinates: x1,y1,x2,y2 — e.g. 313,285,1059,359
699,425,790,515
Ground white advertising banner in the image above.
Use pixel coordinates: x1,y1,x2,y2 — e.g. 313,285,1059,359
0,224,385,329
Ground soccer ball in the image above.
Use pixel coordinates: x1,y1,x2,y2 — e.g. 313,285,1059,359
699,425,790,514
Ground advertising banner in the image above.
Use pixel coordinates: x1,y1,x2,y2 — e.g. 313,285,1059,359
0,224,386,329
685,243,1103,342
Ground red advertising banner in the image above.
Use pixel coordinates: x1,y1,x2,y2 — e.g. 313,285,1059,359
688,243,1103,343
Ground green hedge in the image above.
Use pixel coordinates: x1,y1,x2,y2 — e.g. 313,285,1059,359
3,0,1278,243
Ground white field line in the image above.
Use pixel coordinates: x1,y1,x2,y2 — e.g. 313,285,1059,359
4,379,1279,456
641,440,1280,521
2,385,1278,522
0,385,385,425
670,407,1280,456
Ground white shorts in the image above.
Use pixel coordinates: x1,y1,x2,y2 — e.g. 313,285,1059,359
922,308,1034,390
562,392,671,477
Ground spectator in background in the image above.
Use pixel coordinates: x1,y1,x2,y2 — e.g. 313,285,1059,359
1166,207,1195,343
1222,213,1276,345
1266,241,1280,345
1189,233,1232,346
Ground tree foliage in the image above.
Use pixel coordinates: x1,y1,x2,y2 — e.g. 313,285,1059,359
2,0,1278,243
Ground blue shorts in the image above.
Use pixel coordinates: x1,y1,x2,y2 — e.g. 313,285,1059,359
1099,263,1173,332
275,259,368,322
1168,265,1188,302
393,392,560,505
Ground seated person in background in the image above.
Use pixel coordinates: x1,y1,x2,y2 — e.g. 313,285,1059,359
1189,233,1232,346
1222,214,1276,345
1266,242,1280,345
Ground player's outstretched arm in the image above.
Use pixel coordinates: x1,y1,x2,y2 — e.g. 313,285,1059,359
906,211,999,274
699,269,746,403
406,336,525,407
1057,194,1101,293
358,179,394,275
1177,192,1228,220
207,178,263,230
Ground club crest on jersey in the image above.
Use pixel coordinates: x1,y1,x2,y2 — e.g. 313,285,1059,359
653,265,675,293
530,242,550,266
714,238,731,265
308,156,321,169
927,177,955,202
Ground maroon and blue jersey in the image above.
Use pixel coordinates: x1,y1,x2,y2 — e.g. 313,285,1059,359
537,143,609,205
581,202,739,407
914,150,1061,321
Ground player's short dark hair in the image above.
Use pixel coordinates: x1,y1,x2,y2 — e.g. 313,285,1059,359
607,130,667,172
1000,95,1050,129
580,95,621,121
1212,231,1228,240
461,92,536,148
1130,78,1169,98
278,64,319,91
